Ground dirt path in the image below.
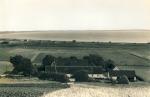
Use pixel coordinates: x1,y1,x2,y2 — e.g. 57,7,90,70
31,52,40,62
43,83,150,97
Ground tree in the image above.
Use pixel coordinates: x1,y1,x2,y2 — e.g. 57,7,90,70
72,40,76,43
117,75,129,84
83,54,105,66
69,56,78,66
67,56,79,73
21,58,33,75
10,55,23,72
104,59,115,71
42,55,55,66
73,70,89,82
10,55,33,76
104,59,115,78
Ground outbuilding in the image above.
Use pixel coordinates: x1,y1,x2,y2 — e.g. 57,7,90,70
110,70,136,82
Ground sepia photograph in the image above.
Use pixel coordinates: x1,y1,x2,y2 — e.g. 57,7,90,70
0,0,150,97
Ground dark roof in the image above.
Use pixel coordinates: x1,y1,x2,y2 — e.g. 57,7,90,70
110,70,136,77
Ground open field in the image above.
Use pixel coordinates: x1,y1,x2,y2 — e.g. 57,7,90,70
0,78,69,97
1,47,150,66
44,82,150,97
0,42,150,82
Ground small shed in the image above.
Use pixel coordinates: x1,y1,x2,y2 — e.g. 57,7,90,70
110,70,136,82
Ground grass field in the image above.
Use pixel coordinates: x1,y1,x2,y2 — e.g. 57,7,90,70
14,47,150,66
0,78,69,97
44,82,150,97
0,46,150,66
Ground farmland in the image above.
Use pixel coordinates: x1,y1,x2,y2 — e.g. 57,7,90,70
0,78,69,97
0,39,150,97
1,46,150,66
0,40,150,82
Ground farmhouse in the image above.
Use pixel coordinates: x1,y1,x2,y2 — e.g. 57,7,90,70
109,70,136,82
44,64,137,83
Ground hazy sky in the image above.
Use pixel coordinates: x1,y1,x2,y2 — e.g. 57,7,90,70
0,0,150,31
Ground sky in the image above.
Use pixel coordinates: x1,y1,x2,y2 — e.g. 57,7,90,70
0,0,150,31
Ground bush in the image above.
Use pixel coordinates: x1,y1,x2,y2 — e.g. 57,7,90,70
53,73,69,83
117,75,129,84
73,70,89,82
38,72,51,80
38,72,69,83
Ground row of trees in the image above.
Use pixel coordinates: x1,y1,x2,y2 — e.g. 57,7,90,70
9,54,115,77
41,54,115,73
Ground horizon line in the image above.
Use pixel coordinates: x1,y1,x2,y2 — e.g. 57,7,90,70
0,29,150,32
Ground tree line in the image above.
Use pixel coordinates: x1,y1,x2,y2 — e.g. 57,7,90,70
9,54,115,76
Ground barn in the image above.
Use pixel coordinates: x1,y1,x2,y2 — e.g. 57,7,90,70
109,70,136,82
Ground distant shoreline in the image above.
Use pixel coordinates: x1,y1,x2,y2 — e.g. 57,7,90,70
0,30,150,43
0,38,150,44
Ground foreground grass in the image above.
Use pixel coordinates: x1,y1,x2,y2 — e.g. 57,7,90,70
0,78,69,97
44,82,150,97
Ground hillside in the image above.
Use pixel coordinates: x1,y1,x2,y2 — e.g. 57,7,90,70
0,45,150,66
0,41,150,81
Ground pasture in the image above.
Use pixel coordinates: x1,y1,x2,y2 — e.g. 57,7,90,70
0,43,150,81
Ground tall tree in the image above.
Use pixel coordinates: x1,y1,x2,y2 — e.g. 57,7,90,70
42,55,55,66
104,59,115,71
10,55,33,75
104,59,115,78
